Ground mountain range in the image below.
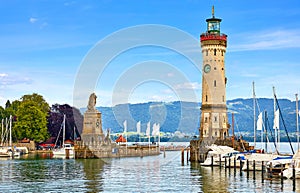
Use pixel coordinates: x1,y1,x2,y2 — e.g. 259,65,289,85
81,98,299,137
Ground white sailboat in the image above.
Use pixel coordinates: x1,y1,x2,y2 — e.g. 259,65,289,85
52,114,75,159
0,116,20,158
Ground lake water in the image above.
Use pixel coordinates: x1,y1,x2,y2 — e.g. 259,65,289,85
1,142,300,192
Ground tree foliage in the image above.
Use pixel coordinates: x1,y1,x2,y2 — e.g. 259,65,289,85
12,93,50,142
47,104,83,144
14,101,49,142
21,93,49,114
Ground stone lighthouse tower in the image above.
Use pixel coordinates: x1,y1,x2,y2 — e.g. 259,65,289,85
199,6,229,141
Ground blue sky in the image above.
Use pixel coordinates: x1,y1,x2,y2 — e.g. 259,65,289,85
1,0,300,108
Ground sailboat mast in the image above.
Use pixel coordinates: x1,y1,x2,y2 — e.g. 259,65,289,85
1,119,3,146
9,115,12,147
253,82,256,147
296,93,299,150
63,114,66,147
273,86,278,149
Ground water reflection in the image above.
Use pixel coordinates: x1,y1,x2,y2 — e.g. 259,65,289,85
190,162,300,193
78,159,105,193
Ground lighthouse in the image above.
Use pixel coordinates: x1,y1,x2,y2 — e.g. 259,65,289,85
199,6,229,141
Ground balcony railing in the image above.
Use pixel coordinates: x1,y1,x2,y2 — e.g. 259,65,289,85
200,33,227,41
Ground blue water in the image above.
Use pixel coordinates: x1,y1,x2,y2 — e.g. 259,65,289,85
0,143,299,192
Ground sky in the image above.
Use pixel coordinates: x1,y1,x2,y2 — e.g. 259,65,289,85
1,0,300,108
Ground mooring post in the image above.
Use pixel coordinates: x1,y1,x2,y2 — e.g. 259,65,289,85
219,154,222,169
270,162,273,178
246,160,249,178
229,157,231,169
181,148,184,165
240,159,242,176
293,164,296,191
211,155,214,167
186,148,189,164
163,146,166,158
234,157,236,171
261,161,264,183
253,160,256,180
281,164,284,189
224,157,227,168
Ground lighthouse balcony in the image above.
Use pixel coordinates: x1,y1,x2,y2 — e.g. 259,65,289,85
200,33,227,41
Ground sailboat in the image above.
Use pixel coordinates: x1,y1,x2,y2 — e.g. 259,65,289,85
0,116,20,158
52,114,75,159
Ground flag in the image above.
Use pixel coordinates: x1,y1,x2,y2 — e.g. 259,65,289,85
152,123,157,136
136,121,141,134
273,109,279,129
152,123,160,136
257,112,263,131
146,122,150,136
123,120,127,133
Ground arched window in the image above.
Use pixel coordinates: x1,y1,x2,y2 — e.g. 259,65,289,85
214,49,217,56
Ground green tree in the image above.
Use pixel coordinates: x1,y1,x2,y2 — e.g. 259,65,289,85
5,100,11,109
14,101,49,142
0,106,5,120
21,93,49,114
4,100,20,118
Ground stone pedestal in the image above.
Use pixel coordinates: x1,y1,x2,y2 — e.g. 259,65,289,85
81,110,105,144
82,110,103,135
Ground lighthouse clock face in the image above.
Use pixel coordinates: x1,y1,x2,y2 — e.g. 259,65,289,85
204,64,211,73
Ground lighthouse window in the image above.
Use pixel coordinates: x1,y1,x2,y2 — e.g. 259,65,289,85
214,116,217,122
215,131,217,136
205,117,208,123
222,51,223,56
214,80,216,87
214,49,217,56
206,50,208,56
205,95,208,102
222,95,225,102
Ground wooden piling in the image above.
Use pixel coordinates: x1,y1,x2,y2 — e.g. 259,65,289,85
240,159,242,175
163,146,166,158
269,162,273,178
281,164,284,189
211,155,214,167
253,160,255,180
261,161,264,183
181,148,184,165
293,164,296,191
246,160,249,178
186,148,189,163
219,154,222,169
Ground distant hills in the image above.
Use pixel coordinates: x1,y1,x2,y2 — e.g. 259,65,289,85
81,98,299,138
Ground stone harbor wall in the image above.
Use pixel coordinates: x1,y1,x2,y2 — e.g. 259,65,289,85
75,141,160,158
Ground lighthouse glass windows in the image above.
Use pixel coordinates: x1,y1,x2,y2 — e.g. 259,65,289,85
208,21,220,33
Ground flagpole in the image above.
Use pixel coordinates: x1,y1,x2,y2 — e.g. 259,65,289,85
296,93,299,150
273,86,278,149
253,82,256,148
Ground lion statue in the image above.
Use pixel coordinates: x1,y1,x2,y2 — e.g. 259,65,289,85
87,93,97,111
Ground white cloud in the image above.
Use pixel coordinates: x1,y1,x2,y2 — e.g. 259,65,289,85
0,73,8,77
174,82,201,90
0,73,32,86
29,17,38,24
229,29,300,52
